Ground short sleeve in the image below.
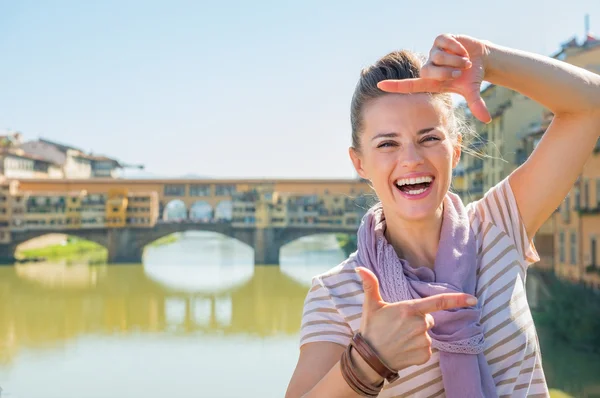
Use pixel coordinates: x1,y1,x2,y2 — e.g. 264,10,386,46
473,177,540,267
299,277,353,348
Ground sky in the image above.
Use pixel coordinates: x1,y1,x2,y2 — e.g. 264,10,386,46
1,0,599,179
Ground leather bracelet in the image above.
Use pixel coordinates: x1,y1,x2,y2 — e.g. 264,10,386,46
340,344,383,397
351,333,400,383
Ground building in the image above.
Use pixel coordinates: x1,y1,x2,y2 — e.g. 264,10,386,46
0,149,63,179
521,34,600,288
457,32,600,287
0,180,159,245
19,138,142,179
232,187,370,230
554,142,600,290
458,85,544,203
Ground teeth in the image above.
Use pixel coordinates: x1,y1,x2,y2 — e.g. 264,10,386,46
395,176,433,187
406,188,426,195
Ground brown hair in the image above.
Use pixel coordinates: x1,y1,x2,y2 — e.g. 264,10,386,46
350,50,472,153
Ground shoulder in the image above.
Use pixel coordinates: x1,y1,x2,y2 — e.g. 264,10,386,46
466,177,513,226
308,255,363,294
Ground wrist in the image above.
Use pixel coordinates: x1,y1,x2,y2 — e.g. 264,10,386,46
481,40,503,83
350,346,385,385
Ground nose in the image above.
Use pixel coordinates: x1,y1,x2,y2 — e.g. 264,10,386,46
400,143,425,169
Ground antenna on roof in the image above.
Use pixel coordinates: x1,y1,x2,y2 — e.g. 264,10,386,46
585,14,590,37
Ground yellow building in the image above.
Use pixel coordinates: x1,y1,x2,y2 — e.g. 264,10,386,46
533,34,600,287
458,84,544,203
233,188,370,230
555,147,600,289
126,191,159,227
0,181,158,245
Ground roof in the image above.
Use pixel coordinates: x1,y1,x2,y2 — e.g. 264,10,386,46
552,33,600,60
0,148,60,165
37,138,125,167
38,138,85,154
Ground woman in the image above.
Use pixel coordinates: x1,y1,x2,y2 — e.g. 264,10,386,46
285,33,600,398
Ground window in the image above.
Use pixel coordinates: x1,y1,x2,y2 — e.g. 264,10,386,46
190,184,211,196
574,187,580,210
215,185,236,196
597,178,600,207
164,184,186,196
563,195,571,223
591,237,597,267
584,179,589,209
570,232,577,265
559,232,565,263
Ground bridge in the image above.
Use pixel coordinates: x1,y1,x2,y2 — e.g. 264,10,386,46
3,220,358,264
14,177,371,221
1,177,370,264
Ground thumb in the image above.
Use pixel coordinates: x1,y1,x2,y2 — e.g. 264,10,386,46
356,267,384,313
466,91,491,124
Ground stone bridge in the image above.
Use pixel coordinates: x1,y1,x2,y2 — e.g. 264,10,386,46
1,222,358,264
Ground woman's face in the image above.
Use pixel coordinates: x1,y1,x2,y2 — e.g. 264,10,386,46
350,93,460,222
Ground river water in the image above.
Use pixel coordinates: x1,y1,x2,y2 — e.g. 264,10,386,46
0,232,598,398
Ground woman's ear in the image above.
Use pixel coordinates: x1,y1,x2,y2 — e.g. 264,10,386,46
349,147,368,180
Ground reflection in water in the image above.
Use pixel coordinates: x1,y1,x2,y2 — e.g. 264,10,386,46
0,233,598,398
144,232,254,293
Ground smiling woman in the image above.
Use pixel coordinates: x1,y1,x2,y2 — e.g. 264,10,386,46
286,33,600,398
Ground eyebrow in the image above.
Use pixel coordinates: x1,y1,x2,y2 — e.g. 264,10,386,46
371,127,436,141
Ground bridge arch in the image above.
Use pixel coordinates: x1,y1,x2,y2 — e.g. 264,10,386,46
214,200,232,222
136,224,255,259
163,199,188,222
189,201,213,222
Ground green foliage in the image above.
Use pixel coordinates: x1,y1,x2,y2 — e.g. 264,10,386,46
336,233,357,257
533,273,600,352
18,237,106,260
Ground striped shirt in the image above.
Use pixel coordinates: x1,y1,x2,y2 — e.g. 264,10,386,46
299,178,549,397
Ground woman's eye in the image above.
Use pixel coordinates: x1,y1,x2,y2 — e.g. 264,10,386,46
421,136,440,143
377,142,397,148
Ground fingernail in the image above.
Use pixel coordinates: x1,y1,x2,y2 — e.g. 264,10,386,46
452,70,462,78
467,297,478,306
463,58,472,67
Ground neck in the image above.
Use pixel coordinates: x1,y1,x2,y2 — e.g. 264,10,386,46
382,202,444,270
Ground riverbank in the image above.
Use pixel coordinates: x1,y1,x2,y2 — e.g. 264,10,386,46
17,236,107,261
16,233,181,263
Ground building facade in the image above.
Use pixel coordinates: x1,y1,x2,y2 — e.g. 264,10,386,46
457,34,600,288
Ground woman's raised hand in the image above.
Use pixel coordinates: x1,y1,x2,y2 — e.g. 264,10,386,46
356,267,477,371
377,34,492,123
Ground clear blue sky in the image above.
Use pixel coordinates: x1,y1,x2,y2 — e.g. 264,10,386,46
1,0,598,178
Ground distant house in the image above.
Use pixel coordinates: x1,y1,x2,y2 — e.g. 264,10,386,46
19,138,142,179
0,148,63,179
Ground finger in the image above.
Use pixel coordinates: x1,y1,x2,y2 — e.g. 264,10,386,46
434,34,469,57
355,267,384,313
420,65,464,81
466,94,492,124
377,78,442,94
410,293,478,315
429,48,472,69
425,314,435,330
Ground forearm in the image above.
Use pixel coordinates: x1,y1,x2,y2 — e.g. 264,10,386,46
483,41,600,117
302,351,384,398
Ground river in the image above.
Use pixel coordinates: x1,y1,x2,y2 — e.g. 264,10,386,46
0,232,598,398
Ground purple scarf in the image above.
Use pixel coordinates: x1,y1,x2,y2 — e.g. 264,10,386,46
353,192,497,398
